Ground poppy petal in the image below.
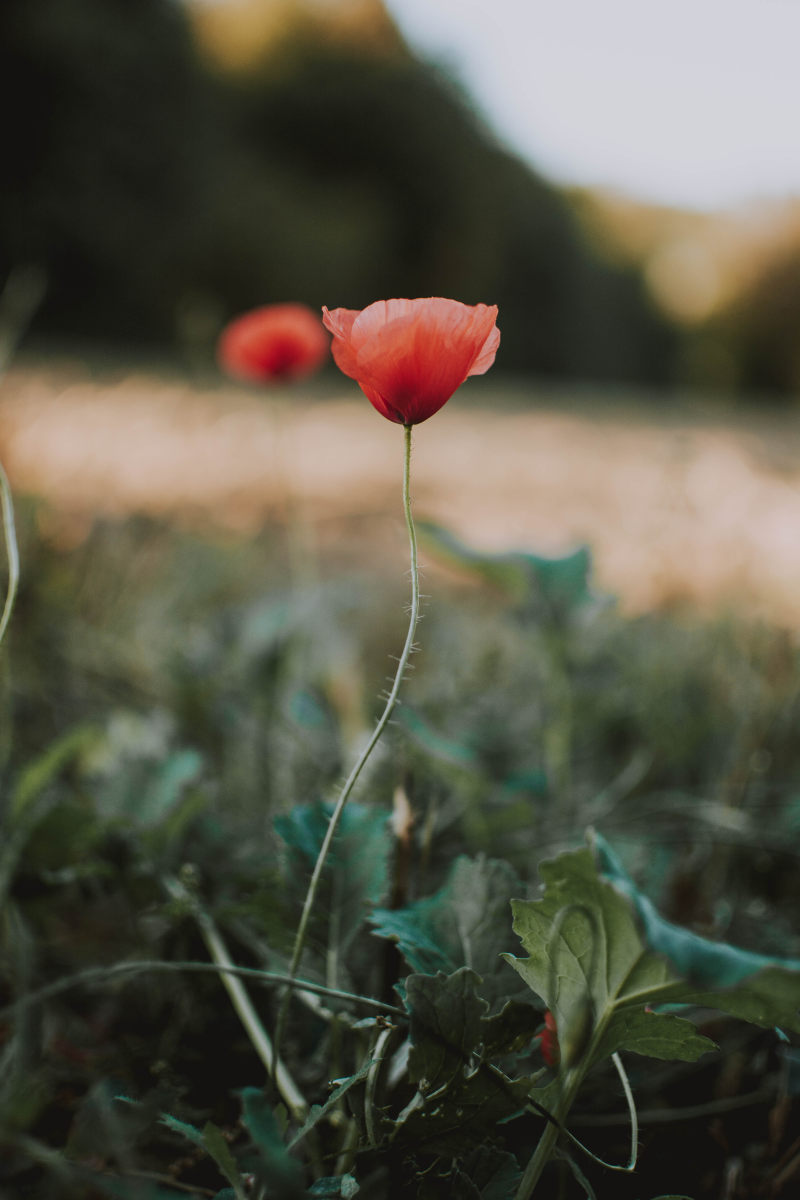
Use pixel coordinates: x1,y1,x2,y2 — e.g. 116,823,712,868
322,297,500,425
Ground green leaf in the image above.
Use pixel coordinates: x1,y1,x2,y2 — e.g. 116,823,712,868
480,999,544,1059
594,831,800,987
460,1145,522,1199
591,1007,713,1065
394,969,533,1156
417,520,593,614
10,725,99,822
157,1111,204,1147
117,1102,244,1197
406,969,487,1088
136,748,204,828
506,837,800,1077
371,855,525,1008
238,1088,305,1197
202,1122,246,1195
276,802,390,959
504,846,717,1068
416,1145,522,1199
288,1059,373,1151
395,706,481,770
0,725,103,903
592,831,800,1032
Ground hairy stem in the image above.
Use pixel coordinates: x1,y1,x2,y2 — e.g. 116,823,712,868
274,423,419,1062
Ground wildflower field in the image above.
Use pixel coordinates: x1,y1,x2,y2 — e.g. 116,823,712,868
3,344,800,1199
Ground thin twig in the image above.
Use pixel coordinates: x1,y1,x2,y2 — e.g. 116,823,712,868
0,459,19,649
0,265,42,651
164,877,308,1119
0,957,406,1023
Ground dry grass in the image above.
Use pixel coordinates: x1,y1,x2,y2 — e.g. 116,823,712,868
3,357,800,625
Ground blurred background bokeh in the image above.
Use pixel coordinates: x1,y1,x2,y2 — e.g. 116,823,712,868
7,16,800,1195
4,0,800,393
3,0,800,625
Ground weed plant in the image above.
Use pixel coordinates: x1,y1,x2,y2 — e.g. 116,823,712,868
2,499,800,1199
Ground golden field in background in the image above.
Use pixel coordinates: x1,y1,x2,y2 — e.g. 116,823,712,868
3,359,800,627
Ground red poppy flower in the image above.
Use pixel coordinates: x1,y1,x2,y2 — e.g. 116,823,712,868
536,1011,560,1068
218,303,329,384
321,297,500,425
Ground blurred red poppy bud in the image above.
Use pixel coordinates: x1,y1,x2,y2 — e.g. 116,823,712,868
536,1010,560,1068
321,297,499,425
218,303,329,384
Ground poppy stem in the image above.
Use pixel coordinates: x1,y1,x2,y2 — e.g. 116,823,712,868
274,423,420,1069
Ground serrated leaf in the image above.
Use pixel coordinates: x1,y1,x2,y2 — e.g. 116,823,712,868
416,1144,522,1199
202,1122,245,1194
592,1007,713,1064
118,1101,244,1195
395,969,533,1156
406,969,488,1089
288,1058,373,1151
504,846,717,1068
458,1144,522,1199
480,999,543,1059
371,855,524,1008
506,837,800,1076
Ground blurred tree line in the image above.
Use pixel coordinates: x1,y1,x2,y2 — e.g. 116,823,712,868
712,238,800,396
0,0,689,385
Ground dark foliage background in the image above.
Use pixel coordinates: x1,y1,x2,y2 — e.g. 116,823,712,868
0,0,678,385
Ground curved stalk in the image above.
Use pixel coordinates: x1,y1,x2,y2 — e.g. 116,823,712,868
0,958,406,1023
274,424,420,1061
0,459,19,649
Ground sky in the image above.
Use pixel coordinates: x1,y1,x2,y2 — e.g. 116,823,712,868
383,0,800,212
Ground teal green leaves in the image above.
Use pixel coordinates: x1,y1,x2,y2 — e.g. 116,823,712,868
417,520,593,617
276,801,391,966
592,832,800,1031
371,855,525,1008
594,831,800,988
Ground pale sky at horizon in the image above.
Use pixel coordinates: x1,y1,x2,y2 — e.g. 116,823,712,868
383,0,800,212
